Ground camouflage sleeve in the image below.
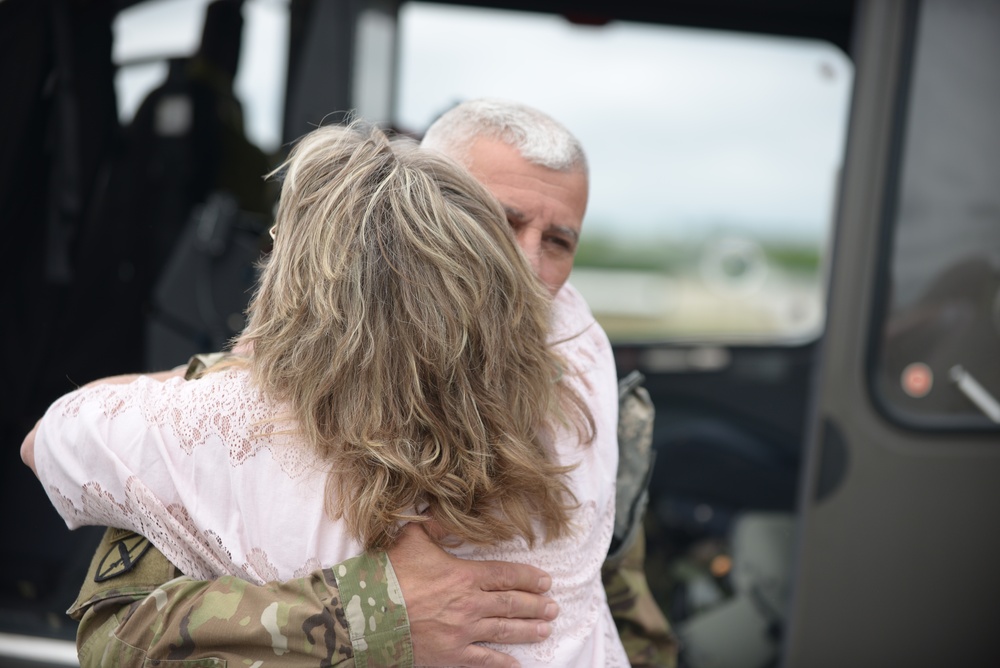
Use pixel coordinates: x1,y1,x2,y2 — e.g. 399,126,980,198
72,528,413,667
334,551,413,666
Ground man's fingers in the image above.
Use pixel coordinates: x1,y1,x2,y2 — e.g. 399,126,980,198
479,590,559,621
477,559,552,594
456,618,555,666
456,644,522,668
475,617,554,645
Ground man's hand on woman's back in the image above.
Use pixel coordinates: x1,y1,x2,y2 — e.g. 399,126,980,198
389,522,558,668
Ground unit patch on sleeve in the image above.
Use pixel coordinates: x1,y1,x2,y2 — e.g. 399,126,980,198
94,532,153,582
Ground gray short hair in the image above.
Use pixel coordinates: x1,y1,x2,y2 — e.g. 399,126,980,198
421,98,588,175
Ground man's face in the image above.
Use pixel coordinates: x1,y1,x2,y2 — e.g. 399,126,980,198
462,138,588,295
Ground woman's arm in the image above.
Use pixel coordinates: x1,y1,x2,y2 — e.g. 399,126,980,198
21,367,187,476
20,418,40,475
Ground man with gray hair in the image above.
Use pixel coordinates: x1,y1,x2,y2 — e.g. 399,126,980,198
422,98,588,297
66,97,676,667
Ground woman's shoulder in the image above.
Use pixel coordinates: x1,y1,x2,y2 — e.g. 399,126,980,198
550,282,614,376
62,366,267,427
551,282,609,343
551,281,594,325
169,366,277,421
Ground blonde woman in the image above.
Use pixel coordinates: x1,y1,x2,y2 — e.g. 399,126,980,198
24,121,628,666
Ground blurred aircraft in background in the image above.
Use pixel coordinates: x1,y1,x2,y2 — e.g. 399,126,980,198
1,1,997,666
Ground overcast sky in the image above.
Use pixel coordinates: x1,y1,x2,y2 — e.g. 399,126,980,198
396,3,853,243
115,0,854,244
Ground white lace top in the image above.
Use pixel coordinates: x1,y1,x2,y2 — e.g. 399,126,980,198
34,282,628,666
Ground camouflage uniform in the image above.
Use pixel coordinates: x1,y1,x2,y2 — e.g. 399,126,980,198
71,359,675,666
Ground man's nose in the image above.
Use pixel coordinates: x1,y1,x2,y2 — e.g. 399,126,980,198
515,228,542,275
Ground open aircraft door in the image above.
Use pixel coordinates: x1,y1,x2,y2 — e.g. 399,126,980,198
783,1,1000,666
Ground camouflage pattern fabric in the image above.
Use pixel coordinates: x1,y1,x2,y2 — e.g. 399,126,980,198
184,351,230,378
605,370,679,667
603,531,680,668
72,528,411,666
335,551,412,666
610,370,657,564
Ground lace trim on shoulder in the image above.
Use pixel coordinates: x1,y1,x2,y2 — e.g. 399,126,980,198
58,372,317,478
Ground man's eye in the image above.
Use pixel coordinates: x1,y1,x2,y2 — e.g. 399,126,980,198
547,236,574,251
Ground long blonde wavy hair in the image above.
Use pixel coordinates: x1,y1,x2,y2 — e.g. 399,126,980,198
235,121,593,551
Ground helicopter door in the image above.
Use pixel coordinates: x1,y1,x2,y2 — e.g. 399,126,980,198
783,1,1000,666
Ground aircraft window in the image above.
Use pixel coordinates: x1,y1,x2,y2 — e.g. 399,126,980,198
873,0,1000,429
395,2,853,344
112,0,288,154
